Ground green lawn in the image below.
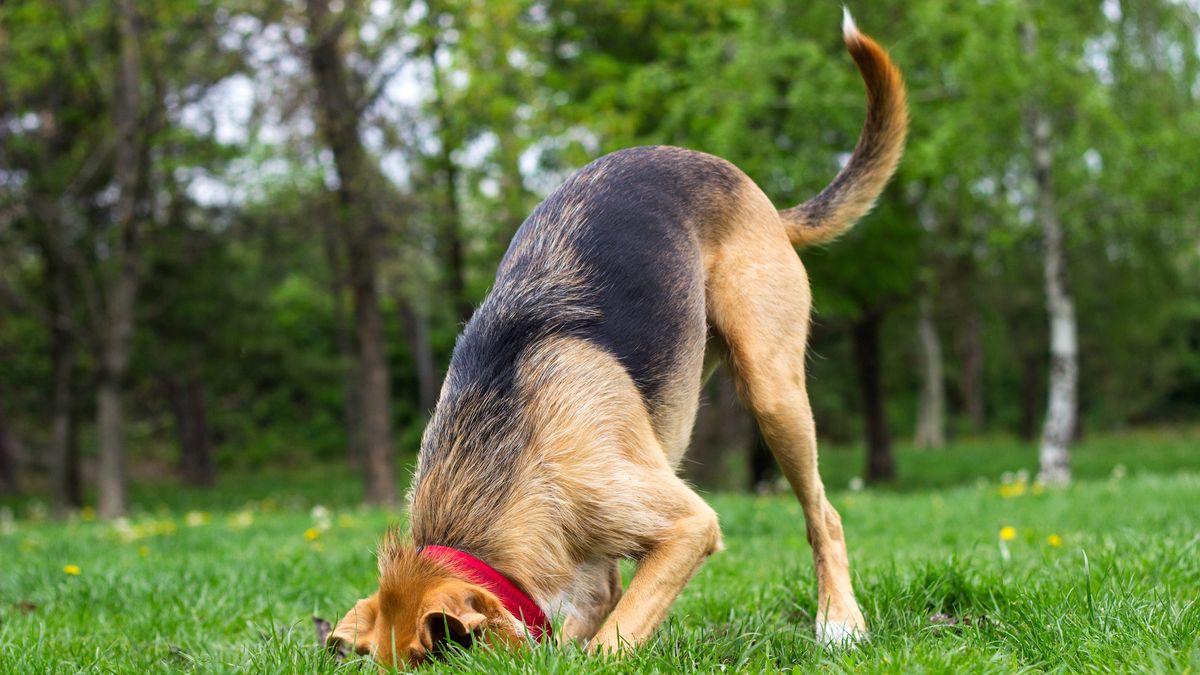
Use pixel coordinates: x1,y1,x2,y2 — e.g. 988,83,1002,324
1,429,1197,673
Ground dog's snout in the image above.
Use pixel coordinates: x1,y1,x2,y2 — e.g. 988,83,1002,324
407,646,425,664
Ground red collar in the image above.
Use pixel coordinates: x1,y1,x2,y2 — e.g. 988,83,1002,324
420,545,552,641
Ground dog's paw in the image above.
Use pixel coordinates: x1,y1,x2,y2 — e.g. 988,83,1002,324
815,620,867,647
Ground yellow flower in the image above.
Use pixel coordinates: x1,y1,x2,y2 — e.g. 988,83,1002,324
998,482,1027,498
229,510,254,529
999,526,1017,541
63,564,81,576
1046,534,1062,548
304,527,320,541
80,506,96,522
151,520,177,536
185,511,210,527
137,545,150,557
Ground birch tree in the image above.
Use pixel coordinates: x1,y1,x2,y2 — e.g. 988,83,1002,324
1022,20,1076,485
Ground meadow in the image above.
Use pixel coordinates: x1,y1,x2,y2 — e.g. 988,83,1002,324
2,429,1197,673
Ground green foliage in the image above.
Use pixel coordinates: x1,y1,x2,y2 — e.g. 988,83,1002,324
1,0,1197,489
0,431,1197,672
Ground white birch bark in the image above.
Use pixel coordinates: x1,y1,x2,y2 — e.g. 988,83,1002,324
1024,22,1076,485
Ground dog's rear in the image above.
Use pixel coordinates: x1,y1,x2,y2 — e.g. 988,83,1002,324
330,11,907,666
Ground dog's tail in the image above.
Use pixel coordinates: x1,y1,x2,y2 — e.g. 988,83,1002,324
781,9,908,247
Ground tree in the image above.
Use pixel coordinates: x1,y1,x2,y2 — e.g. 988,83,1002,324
914,292,946,449
0,397,20,494
93,0,147,518
306,0,399,505
1025,72,1077,485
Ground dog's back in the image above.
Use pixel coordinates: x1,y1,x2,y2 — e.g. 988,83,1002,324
491,146,743,427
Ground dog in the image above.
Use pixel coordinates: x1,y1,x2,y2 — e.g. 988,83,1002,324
328,10,907,667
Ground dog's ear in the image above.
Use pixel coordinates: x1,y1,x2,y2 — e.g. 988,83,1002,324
327,594,379,659
418,581,513,653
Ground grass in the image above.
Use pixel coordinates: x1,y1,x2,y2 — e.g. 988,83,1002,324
1,428,1197,673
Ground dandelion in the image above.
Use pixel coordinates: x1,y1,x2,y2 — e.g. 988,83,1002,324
304,527,320,541
63,564,81,576
1111,464,1128,480
998,470,1029,498
137,545,150,557
998,482,1027,498
1046,534,1062,548
311,505,332,532
999,526,1017,541
229,510,254,529
848,477,864,492
80,506,96,522
185,511,210,527
150,520,178,536
111,519,136,543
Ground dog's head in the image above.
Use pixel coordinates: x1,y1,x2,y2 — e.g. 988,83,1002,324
327,537,524,668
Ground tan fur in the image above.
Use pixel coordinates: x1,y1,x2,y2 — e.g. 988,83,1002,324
706,179,868,637
330,18,906,666
329,535,525,666
779,24,908,247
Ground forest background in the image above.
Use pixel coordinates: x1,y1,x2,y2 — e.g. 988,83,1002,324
1,0,1198,516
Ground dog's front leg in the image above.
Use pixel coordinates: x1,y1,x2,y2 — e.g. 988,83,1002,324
590,482,722,651
556,560,623,644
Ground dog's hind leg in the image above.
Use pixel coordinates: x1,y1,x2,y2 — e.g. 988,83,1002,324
706,208,867,645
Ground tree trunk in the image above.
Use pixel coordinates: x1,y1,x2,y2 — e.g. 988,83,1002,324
496,130,528,241
97,0,143,518
424,17,472,326
400,297,439,415
308,0,397,505
321,208,366,467
686,368,754,490
0,401,19,495
41,235,82,514
352,269,396,504
914,294,946,449
748,427,776,493
959,308,985,433
167,376,216,487
852,309,895,482
52,332,82,512
96,372,127,517
1023,22,1076,486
